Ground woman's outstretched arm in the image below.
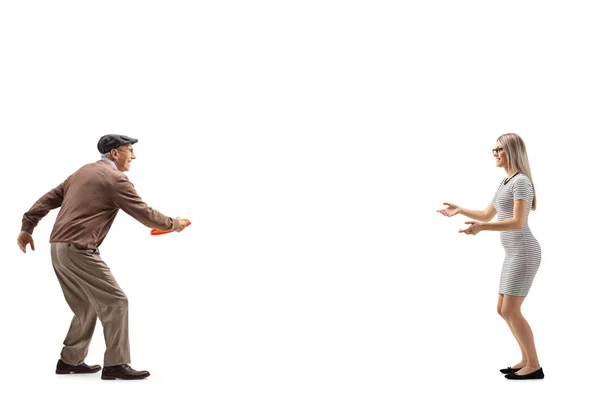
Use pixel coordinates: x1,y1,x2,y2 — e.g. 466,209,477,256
438,201,497,222
481,200,527,231
459,201,497,222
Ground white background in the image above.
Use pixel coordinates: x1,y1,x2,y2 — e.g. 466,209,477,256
1,1,598,399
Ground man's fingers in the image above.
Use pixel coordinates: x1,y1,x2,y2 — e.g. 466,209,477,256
31,241,35,251
464,221,475,225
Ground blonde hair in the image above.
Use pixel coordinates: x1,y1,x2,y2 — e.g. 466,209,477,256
497,133,537,210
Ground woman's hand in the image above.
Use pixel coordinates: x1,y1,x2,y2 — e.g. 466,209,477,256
437,202,461,217
459,221,483,235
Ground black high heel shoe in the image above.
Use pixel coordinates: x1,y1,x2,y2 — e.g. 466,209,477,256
505,368,544,380
500,366,522,374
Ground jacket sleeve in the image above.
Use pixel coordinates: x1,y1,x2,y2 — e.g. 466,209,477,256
111,174,179,231
21,181,66,234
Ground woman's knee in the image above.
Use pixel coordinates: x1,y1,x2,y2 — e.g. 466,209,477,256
501,306,520,321
497,304,505,319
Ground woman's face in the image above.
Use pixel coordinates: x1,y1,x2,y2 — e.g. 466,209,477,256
493,141,507,168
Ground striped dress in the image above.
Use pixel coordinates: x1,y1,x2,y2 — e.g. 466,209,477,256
493,173,542,296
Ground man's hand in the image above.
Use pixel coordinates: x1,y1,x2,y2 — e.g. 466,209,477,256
174,217,187,232
17,231,35,253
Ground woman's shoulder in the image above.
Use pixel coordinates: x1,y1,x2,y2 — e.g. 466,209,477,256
513,173,532,186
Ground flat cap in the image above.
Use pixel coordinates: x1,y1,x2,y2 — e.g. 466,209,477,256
97,134,138,154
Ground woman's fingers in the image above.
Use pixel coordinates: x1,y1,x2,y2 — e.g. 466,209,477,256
460,221,475,234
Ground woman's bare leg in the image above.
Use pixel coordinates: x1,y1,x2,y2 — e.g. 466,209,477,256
500,294,541,375
497,294,527,368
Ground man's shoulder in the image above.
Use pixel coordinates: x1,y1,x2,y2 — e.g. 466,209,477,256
70,161,125,182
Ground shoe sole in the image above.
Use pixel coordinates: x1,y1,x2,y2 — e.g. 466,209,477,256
56,370,101,374
505,369,544,380
505,376,544,380
101,373,150,380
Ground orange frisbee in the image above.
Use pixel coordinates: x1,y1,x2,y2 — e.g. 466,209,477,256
151,219,191,235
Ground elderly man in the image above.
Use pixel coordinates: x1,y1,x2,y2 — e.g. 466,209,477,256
17,134,186,380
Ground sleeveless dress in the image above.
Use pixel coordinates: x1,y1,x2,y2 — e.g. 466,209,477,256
492,173,542,296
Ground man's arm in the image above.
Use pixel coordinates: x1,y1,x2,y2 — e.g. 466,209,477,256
21,181,66,234
111,175,180,231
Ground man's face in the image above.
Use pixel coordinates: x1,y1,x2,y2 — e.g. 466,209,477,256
111,144,136,172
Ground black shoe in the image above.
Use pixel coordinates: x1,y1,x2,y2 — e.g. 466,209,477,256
56,359,101,374
505,368,544,380
101,364,150,380
500,366,522,374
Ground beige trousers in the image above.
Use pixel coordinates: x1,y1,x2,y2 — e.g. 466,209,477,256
50,243,130,367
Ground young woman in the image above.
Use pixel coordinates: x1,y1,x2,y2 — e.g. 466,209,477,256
437,133,543,380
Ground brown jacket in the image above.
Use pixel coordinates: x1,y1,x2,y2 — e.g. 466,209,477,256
22,160,179,249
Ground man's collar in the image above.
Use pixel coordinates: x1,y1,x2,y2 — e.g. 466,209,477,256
100,156,118,170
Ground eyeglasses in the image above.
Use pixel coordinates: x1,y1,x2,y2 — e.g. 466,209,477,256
492,147,504,155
